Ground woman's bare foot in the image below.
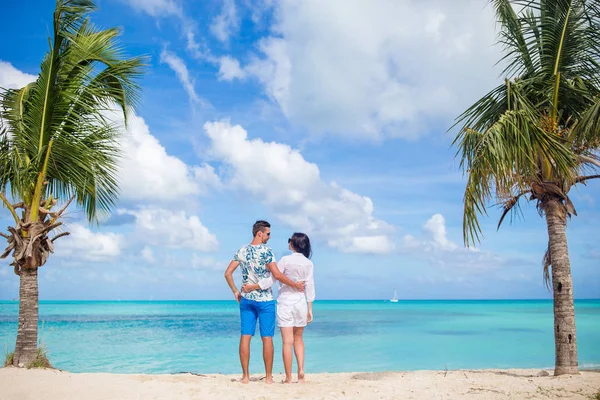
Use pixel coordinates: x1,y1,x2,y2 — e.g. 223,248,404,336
265,375,274,384
283,376,293,384
241,375,250,384
298,371,305,383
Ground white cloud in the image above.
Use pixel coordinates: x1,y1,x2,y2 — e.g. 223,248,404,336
244,38,291,114
55,224,123,262
402,214,503,271
210,0,238,43
117,113,221,202
125,0,182,18
192,164,223,190
402,214,461,253
422,214,458,251
218,56,247,81
160,50,199,103
228,0,501,139
120,207,219,252
0,61,36,89
333,235,395,255
204,120,394,254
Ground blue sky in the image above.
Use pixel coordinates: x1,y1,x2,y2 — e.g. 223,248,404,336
0,0,598,300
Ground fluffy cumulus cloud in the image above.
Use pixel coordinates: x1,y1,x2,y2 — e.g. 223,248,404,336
402,214,459,253
204,120,394,253
54,224,123,262
119,207,219,252
0,61,37,89
223,0,501,139
402,214,503,271
115,112,221,202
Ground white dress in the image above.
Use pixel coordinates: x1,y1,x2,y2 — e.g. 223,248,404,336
259,252,315,327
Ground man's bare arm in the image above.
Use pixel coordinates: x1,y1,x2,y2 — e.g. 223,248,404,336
266,262,304,291
224,260,242,302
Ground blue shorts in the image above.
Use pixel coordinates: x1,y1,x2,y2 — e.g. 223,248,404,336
240,297,276,337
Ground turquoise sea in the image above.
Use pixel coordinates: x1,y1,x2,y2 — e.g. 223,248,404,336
0,300,599,374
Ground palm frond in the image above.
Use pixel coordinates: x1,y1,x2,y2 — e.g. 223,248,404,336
570,94,600,149
496,189,531,229
47,118,121,222
454,0,599,247
543,246,552,290
0,0,145,224
492,0,538,77
575,174,600,184
456,87,577,245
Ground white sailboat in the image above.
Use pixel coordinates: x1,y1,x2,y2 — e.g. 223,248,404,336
390,289,398,303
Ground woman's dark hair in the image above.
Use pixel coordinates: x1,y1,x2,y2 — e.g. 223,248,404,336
289,232,312,259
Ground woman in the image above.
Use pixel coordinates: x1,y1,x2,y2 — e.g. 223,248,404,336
242,232,315,383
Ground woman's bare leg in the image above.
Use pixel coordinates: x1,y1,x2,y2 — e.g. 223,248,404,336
293,327,305,383
280,327,294,383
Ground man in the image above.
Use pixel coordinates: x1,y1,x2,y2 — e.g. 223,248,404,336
224,220,304,384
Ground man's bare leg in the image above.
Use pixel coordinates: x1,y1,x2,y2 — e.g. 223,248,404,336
239,335,252,384
262,336,274,384
280,327,294,383
293,327,305,383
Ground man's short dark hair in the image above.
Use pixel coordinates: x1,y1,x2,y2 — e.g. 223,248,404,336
253,220,271,237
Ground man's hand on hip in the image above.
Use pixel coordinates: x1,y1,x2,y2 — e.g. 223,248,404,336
242,283,260,292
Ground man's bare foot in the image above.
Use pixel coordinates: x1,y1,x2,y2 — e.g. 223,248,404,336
298,371,305,383
241,375,250,384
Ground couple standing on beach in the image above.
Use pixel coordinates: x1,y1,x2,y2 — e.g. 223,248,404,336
224,220,316,384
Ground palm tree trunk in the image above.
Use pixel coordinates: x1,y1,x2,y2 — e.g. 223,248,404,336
544,198,578,375
13,266,39,367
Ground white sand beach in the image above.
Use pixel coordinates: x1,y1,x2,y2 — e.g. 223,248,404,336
1,367,598,400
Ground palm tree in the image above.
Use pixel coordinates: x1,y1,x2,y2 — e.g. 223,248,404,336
0,0,144,367
453,0,600,375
